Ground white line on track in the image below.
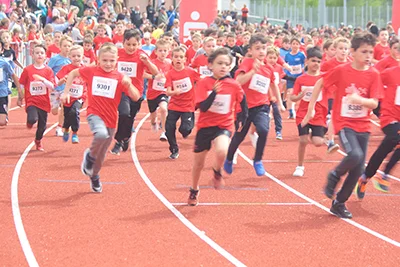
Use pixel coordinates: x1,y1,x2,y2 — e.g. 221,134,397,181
131,113,246,267
171,202,313,206
237,150,400,247
9,104,25,111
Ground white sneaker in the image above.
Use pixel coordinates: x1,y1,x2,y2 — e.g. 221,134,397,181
159,132,167,141
55,126,63,137
233,151,238,165
249,132,259,148
293,166,305,177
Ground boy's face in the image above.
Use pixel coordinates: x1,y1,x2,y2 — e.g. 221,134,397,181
54,33,61,44
351,44,374,66
306,56,321,73
291,41,300,51
204,40,216,55
192,38,201,48
379,30,389,43
1,32,10,44
217,37,225,47
391,43,400,59
266,53,278,65
45,37,53,47
336,42,349,61
163,36,173,45
209,54,230,79
226,37,235,47
98,51,118,72
249,41,267,61
325,44,336,58
83,43,92,51
282,41,290,50
97,28,106,36
155,45,168,60
172,51,185,69
33,47,46,63
116,24,124,33
242,35,250,44
69,49,83,64
124,37,140,54
60,40,72,55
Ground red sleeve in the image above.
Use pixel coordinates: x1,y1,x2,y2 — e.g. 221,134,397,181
79,66,92,83
235,59,252,78
277,56,284,66
191,69,201,82
323,66,340,89
57,65,68,80
46,68,56,85
380,69,390,86
195,79,209,104
191,56,199,68
320,61,329,72
292,77,302,95
369,70,384,100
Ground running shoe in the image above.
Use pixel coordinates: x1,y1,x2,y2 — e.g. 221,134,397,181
81,148,95,177
159,132,168,141
71,133,79,144
90,175,102,193
63,131,70,142
276,131,283,140
169,151,179,160
253,160,265,176
327,141,340,154
372,173,390,193
110,142,122,155
355,177,369,200
224,159,233,174
324,171,340,199
55,126,63,137
35,139,44,151
212,169,225,190
330,200,352,219
293,166,305,177
187,188,199,206
121,139,130,152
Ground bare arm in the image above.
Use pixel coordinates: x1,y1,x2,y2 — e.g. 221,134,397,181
270,83,285,111
62,69,81,104
301,78,324,127
236,69,256,85
122,76,141,101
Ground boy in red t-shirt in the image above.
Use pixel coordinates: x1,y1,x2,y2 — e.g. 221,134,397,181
355,44,400,198
112,21,125,48
144,39,172,141
82,37,96,66
57,45,87,144
224,34,285,177
185,33,201,65
165,47,201,159
374,37,400,72
291,47,327,177
93,24,112,55
19,44,55,151
188,48,247,205
191,37,216,78
63,43,140,193
373,28,390,63
302,32,383,219
46,31,62,59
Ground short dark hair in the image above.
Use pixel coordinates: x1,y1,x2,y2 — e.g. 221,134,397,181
123,29,141,42
208,47,232,64
249,33,267,47
351,32,376,51
162,31,173,38
34,44,47,52
323,39,334,50
306,46,322,59
389,36,399,48
204,28,217,37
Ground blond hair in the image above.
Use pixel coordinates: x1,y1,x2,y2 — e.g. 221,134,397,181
203,37,215,44
60,35,73,46
155,39,169,49
96,24,107,31
69,45,83,54
267,46,279,56
333,37,350,48
98,42,118,57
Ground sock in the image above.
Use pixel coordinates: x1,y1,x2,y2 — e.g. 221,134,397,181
328,140,334,146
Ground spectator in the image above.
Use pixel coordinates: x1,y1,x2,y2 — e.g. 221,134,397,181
171,19,179,39
152,23,165,39
146,0,155,24
229,0,238,19
131,5,142,29
241,4,248,24
166,5,176,31
158,6,168,27
0,4,7,20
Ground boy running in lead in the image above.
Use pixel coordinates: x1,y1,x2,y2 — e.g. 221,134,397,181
63,43,140,193
302,32,383,219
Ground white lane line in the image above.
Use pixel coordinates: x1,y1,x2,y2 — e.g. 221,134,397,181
11,123,58,267
237,150,400,247
171,202,313,206
370,119,381,127
131,114,246,267
9,104,25,111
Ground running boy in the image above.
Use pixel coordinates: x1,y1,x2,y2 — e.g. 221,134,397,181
188,48,247,206
191,37,216,78
19,44,55,151
302,32,383,219
63,43,140,193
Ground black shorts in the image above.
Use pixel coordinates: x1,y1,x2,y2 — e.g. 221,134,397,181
0,96,9,115
147,94,168,113
194,126,232,153
297,123,327,137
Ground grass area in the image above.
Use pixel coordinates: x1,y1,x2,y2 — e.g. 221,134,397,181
11,88,18,97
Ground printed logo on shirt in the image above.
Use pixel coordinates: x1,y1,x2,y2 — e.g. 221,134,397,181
301,86,322,102
29,81,47,96
345,83,367,96
173,77,192,93
152,77,167,91
249,74,270,94
340,96,368,118
207,91,231,114
199,66,212,78
395,86,400,106
92,76,118,99
117,62,138,77
69,84,84,98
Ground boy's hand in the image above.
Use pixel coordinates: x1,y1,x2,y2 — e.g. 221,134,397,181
252,59,261,73
347,93,363,105
61,93,70,104
17,98,23,107
139,53,149,63
270,96,277,103
301,109,315,127
32,74,44,81
155,73,165,80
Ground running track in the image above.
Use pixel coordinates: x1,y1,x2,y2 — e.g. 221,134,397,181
1,97,400,266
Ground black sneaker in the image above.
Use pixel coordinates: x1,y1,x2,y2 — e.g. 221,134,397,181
90,175,102,193
330,200,352,219
121,139,130,152
81,149,95,177
110,142,122,155
187,188,199,206
324,171,340,199
169,151,179,159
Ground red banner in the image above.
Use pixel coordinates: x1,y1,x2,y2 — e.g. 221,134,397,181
393,0,400,35
179,0,217,43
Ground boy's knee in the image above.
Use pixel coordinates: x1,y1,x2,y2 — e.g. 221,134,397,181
94,129,110,140
348,149,364,165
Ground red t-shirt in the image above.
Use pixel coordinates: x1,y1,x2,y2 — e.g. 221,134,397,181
57,64,87,107
293,73,327,127
235,58,276,108
374,43,390,61
380,66,400,129
321,57,349,99
147,59,172,100
83,49,96,65
93,35,112,52
28,32,39,41
117,48,148,94
186,46,197,65
271,63,285,92
165,67,201,112
112,34,124,48
274,39,282,48
195,76,244,131
184,39,193,48
79,66,128,128
374,56,399,72
19,65,55,113
191,54,212,78
46,44,60,59
324,63,383,134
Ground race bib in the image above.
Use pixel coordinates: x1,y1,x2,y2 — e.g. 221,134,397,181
208,92,231,114
340,96,368,118
173,77,192,93
92,76,118,99
249,74,270,94
395,86,400,106
291,64,302,75
117,62,137,77
273,72,280,86
152,78,167,91
199,66,212,78
115,42,123,49
82,56,90,65
69,84,84,98
29,81,46,96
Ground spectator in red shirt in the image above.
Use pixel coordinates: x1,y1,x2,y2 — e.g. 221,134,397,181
241,4,249,24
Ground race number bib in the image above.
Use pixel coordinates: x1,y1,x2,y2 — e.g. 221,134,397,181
29,81,46,96
208,92,231,114
173,77,192,93
249,74,270,94
117,62,137,77
92,76,118,99
273,72,280,86
340,96,368,118
69,84,84,98
395,86,400,106
291,64,302,75
82,56,91,65
152,78,167,91
199,66,212,77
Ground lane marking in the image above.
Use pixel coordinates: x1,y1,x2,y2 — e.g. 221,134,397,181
9,104,25,112
12,107,87,267
176,184,267,191
38,179,125,185
237,150,400,247
131,113,246,267
171,202,314,206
